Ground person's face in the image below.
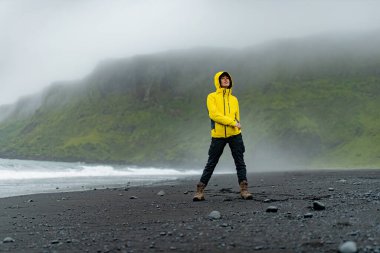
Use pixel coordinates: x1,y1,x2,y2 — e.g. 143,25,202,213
220,76,230,87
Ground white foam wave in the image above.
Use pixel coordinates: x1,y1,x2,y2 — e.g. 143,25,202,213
0,164,201,180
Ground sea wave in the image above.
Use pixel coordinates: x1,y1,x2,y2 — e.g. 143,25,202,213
0,158,233,198
0,164,201,180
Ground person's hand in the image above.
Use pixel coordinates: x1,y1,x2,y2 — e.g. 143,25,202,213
235,122,241,129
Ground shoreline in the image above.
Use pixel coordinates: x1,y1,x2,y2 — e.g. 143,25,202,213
0,169,379,252
2,167,377,200
0,174,203,200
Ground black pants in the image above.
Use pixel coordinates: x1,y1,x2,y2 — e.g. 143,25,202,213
200,133,247,185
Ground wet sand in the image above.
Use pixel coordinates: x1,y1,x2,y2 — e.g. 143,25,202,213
0,169,379,253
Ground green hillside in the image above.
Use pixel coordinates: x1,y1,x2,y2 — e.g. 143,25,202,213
1,32,380,169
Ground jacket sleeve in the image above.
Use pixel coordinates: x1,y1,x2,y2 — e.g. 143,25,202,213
207,94,237,127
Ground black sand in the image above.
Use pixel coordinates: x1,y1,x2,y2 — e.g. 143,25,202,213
0,169,379,253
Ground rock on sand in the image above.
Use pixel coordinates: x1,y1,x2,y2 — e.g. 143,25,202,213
208,211,221,220
339,241,358,253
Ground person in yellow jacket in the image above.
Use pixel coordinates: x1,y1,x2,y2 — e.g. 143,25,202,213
193,71,253,201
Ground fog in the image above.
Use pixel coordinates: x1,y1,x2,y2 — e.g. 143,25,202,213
1,0,380,105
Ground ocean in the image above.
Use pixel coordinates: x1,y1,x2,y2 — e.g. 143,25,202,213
0,158,207,198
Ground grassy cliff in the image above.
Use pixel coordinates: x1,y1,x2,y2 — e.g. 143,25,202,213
1,32,380,169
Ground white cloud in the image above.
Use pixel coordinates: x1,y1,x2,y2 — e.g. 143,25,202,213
1,0,380,105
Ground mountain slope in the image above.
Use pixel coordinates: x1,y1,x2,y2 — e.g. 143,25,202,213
1,32,380,169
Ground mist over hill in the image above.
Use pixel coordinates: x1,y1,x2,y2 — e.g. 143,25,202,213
1,31,380,170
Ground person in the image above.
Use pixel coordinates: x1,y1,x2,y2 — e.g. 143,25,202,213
193,71,253,201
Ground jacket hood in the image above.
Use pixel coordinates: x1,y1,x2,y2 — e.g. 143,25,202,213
214,71,233,93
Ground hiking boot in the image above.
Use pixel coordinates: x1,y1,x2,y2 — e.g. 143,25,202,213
193,182,206,201
239,180,253,200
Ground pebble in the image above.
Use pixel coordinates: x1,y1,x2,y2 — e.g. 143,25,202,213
304,213,313,218
208,210,221,220
157,190,165,196
130,196,138,199
254,245,264,250
264,199,271,203
339,241,357,253
348,231,359,236
266,206,278,213
328,187,335,191
313,201,326,210
3,237,15,243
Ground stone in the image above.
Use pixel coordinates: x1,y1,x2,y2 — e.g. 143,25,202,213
328,187,335,191
339,241,357,253
219,188,233,193
157,190,165,196
304,213,313,218
348,231,359,236
313,201,326,210
3,237,15,243
130,196,138,199
208,210,221,220
266,206,278,213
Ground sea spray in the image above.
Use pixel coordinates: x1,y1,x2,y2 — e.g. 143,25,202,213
0,158,220,198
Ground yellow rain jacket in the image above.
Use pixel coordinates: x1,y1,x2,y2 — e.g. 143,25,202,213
207,71,241,138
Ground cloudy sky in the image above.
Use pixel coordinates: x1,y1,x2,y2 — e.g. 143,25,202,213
1,0,380,105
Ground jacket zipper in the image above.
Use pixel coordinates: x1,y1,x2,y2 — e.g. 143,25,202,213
228,89,231,114
223,90,227,137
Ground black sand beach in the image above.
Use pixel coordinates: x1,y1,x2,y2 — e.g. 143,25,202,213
0,169,379,253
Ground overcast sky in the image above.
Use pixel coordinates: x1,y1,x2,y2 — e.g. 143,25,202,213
1,0,380,105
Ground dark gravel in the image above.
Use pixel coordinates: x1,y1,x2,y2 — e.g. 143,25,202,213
0,169,379,253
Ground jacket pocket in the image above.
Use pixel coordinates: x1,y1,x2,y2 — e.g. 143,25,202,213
215,123,224,136
227,125,239,137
